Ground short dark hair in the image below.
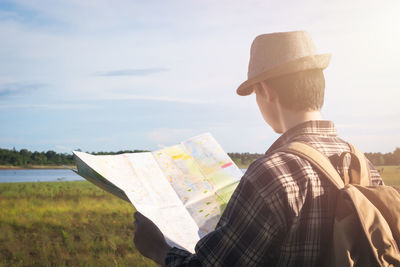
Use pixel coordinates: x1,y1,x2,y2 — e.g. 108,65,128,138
265,69,325,111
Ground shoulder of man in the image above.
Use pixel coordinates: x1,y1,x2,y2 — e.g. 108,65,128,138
243,142,384,196
243,149,326,199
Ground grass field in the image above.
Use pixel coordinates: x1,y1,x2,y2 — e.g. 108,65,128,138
0,181,156,267
375,165,400,186
0,165,399,266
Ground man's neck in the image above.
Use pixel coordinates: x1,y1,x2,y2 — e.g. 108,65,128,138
279,109,323,133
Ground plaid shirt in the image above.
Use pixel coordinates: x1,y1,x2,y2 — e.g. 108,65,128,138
165,121,383,267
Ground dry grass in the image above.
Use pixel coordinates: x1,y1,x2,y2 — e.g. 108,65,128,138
0,165,76,170
0,181,156,267
0,165,398,266
375,165,400,186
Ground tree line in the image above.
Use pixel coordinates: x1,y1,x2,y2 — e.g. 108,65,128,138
0,147,399,167
364,148,400,166
0,148,148,166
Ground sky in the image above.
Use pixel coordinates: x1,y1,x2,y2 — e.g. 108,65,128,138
0,0,399,154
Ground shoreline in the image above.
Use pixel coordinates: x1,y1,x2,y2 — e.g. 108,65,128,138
0,165,76,170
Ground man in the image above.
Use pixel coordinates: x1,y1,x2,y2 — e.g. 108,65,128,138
133,31,383,266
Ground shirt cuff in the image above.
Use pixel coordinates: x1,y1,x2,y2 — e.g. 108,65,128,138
165,247,200,267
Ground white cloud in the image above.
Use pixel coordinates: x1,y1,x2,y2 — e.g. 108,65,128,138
147,128,199,146
342,134,400,153
0,103,99,110
336,123,400,130
94,68,169,77
1,0,399,153
104,94,208,104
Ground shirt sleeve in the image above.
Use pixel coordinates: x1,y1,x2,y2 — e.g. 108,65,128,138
366,159,384,185
165,165,285,266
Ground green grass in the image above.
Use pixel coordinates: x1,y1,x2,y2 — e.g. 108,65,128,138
0,181,156,267
1,166,399,266
232,161,251,169
375,165,400,186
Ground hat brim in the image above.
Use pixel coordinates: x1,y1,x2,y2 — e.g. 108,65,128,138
236,54,331,96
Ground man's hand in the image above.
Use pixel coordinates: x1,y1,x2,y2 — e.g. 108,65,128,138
133,212,172,266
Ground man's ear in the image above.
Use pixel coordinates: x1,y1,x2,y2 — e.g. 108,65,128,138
260,81,278,102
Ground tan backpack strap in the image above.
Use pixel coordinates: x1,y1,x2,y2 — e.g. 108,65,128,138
337,144,370,186
348,144,370,186
278,142,345,189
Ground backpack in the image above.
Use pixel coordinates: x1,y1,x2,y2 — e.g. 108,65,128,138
279,142,400,267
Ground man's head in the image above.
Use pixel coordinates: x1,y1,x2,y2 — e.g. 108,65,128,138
237,31,329,133
255,69,325,133
263,69,325,111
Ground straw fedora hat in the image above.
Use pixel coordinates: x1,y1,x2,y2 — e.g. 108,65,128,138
237,31,331,96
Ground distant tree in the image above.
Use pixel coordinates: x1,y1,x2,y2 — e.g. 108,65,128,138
378,154,385,166
393,148,400,164
20,149,32,165
0,146,397,167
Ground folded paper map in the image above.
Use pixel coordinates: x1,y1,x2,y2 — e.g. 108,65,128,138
73,133,243,252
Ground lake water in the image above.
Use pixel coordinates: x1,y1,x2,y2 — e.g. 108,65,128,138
0,168,248,183
0,169,84,183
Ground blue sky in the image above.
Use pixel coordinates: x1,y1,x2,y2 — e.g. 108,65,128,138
0,0,399,153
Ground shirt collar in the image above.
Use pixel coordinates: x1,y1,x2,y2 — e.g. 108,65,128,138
266,120,337,154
